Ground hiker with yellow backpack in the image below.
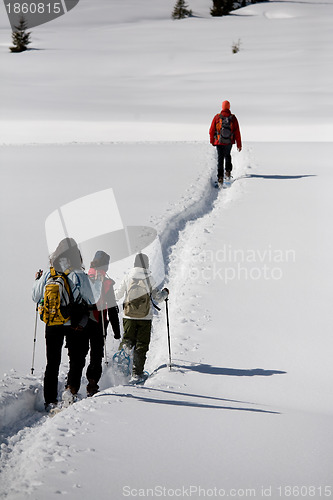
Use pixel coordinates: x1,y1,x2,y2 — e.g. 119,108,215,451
32,237,102,412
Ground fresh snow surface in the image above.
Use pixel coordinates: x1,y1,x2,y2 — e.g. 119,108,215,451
0,0,332,142
1,0,333,499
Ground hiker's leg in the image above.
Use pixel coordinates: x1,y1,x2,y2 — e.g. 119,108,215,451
132,320,152,376
44,326,65,404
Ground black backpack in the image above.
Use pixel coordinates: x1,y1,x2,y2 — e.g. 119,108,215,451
216,114,234,144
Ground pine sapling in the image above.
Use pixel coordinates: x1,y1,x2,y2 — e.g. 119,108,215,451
211,0,234,16
232,39,241,53
172,0,192,19
10,17,31,53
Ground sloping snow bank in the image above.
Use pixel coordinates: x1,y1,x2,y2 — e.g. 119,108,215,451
1,143,333,500
0,372,44,437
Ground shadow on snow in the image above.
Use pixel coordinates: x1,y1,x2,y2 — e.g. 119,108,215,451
97,382,281,415
171,362,286,377
151,361,286,378
244,174,316,180
97,390,279,415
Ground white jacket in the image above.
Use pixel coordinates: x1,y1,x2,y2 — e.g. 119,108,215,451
115,267,168,320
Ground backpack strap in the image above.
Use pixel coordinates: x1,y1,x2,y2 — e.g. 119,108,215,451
48,266,72,300
214,114,224,140
51,267,77,306
65,269,84,305
62,271,88,329
49,266,57,278
230,114,235,139
144,273,161,312
59,269,75,307
151,300,161,312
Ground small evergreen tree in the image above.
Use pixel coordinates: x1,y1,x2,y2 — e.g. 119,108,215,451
232,38,241,53
211,0,223,16
211,0,234,16
172,0,192,19
10,17,31,53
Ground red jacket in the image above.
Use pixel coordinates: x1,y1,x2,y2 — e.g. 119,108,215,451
209,109,242,149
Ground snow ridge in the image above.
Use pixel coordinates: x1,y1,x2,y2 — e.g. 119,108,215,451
155,146,219,271
146,148,249,374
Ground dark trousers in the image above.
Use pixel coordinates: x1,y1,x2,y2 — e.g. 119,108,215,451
216,144,233,179
65,328,89,394
44,325,67,405
85,318,105,385
120,319,152,375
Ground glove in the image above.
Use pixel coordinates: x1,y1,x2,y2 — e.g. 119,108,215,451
35,269,43,280
163,287,169,296
114,332,121,340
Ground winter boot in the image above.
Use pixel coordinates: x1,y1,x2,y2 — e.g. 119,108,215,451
44,402,58,413
87,379,99,397
129,372,149,385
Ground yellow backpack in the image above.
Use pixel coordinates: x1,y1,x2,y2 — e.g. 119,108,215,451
39,267,72,326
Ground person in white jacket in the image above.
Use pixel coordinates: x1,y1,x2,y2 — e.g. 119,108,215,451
115,253,169,381
32,237,102,411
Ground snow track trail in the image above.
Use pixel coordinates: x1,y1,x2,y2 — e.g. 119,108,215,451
146,148,249,374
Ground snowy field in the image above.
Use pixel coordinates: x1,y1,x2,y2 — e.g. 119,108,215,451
0,0,333,498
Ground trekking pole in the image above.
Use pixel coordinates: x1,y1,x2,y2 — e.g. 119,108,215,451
99,278,108,366
31,269,43,375
31,304,38,375
165,298,172,370
101,308,108,366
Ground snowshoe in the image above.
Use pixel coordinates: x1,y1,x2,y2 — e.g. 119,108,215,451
212,177,222,189
112,348,131,377
62,387,78,408
46,389,79,416
223,174,233,187
47,401,67,417
128,371,149,385
45,402,58,413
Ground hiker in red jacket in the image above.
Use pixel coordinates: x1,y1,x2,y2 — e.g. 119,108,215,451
85,250,121,396
209,100,242,185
